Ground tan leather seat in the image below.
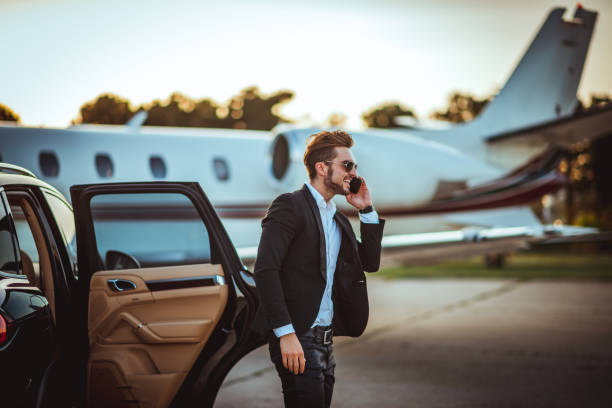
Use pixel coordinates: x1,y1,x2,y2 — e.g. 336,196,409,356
20,250,39,288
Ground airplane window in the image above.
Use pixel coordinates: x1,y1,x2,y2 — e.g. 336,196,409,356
90,193,212,268
149,156,167,179
39,151,60,177
0,194,21,275
213,158,230,182
95,154,114,178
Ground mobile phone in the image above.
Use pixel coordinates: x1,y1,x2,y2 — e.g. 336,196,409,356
349,177,362,194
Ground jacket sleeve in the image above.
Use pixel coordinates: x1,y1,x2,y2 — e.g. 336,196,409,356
253,193,298,330
358,218,385,272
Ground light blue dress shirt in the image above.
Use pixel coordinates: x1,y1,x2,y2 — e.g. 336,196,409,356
274,183,379,338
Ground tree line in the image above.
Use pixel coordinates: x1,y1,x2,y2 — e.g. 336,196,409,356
1,88,608,130
72,89,494,129
0,88,504,130
73,87,294,131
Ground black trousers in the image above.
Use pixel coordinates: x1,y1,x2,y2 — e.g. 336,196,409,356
268,332,336,408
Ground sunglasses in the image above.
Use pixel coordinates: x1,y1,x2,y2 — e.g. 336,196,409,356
325,160,358,172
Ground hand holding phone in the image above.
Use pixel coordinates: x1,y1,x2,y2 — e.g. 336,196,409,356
349,177,362,194
346,176,373,211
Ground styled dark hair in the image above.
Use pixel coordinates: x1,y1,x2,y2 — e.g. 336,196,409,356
303,130,354,180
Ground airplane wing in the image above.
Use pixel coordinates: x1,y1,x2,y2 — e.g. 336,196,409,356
236,224,600,266
236,205,600,265
380,205,600,267
379,224,599,267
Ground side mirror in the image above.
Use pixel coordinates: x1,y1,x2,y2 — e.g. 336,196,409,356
105,250,141,270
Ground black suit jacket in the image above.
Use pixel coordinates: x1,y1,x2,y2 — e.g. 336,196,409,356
253,184,385,337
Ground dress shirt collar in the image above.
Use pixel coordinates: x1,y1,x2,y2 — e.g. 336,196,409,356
306,182,336,215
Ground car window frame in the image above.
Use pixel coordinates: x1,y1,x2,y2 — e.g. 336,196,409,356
39,187,78,279
4,186,75,327
6,188,61,280
0,187,23,277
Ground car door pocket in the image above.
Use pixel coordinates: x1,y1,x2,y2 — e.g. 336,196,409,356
111,312,161,344
147,320,212,341
133,320,210,344
99,312,147,344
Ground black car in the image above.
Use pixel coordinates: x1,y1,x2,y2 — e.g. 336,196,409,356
0,163,261,408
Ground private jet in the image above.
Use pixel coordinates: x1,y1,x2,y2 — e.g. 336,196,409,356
0,6,608,264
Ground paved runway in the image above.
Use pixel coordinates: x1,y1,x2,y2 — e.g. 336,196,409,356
216,278,612,407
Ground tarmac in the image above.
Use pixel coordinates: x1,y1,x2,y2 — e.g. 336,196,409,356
216,278,612,407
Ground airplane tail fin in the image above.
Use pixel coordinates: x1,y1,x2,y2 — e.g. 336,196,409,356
474,6,597,134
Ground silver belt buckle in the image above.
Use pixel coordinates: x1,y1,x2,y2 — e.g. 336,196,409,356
323,329,332,345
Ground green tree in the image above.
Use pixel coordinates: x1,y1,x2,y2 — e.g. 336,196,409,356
362,102,415,128
571,94,612,229
76,93,134,125
224,86,294,130
142,92,192,127
76,87,294,130
431,92,491,123
326,113,347,127
0,103,20,122
189,98,224,127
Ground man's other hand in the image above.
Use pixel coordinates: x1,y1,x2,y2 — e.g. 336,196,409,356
280,333,305,375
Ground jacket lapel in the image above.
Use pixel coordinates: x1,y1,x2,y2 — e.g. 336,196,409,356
334,212,359,256
301,184,327,281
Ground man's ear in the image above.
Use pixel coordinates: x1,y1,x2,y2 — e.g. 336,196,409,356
315,161,327,177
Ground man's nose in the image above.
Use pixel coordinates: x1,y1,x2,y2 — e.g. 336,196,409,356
348,167,357,176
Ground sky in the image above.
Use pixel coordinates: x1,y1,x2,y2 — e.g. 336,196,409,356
2,0,611,129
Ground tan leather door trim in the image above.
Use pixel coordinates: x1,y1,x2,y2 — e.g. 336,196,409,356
87,263,228,408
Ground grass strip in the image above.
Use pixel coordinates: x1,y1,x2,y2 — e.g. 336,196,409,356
379,252,612,280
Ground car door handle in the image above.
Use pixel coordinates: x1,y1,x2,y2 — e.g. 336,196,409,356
108,279,137,292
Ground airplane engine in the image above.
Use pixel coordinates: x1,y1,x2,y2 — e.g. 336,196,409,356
267,128,311,192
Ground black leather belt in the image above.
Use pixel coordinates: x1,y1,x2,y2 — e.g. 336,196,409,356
301,325,333,345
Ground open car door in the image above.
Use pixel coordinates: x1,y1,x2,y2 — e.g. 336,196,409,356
70,182,259,408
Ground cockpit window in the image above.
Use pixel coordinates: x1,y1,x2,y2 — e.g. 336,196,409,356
95,154,114,178
39,151,60,177
150,156,167,179
213,158,230,182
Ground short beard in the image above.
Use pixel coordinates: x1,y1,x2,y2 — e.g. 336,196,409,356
324,166,347,196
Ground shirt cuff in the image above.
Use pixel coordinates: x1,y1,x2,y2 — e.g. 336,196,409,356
273,324,296,338
359,210,379,224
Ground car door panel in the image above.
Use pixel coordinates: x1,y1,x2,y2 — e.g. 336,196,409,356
69,182,260,408
88,263,227,408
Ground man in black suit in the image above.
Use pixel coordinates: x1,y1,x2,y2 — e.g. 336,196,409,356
253,130,385,408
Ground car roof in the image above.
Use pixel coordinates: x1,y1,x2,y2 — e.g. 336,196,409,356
0,162,68,201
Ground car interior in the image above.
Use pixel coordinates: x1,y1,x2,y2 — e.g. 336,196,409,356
9,195,57,322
